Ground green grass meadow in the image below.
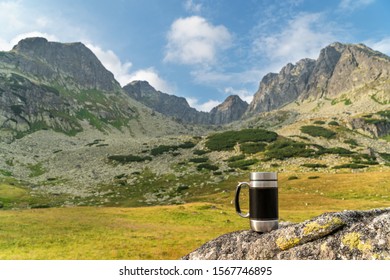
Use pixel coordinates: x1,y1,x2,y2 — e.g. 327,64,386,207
1,171,390,259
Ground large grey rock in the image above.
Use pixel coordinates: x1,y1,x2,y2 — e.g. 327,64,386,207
183,208,390,260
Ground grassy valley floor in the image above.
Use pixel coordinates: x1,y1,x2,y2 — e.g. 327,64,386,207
1,171,390,259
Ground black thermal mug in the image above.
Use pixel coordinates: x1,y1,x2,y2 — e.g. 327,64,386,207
235,172,278,232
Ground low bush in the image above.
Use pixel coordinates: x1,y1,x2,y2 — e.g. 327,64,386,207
189,157,209,163
205,128,278,151
300,125,336,139
324,147,354,156
328,121,340,126
333,163,368,169
264,139,316,160
301,163,328,168
228,159,258,169
288,176,299,180
178,142,196,149
380,153,390,161
197,163,219,171
344,139,358,146
226,155,245,162
240,142,267,154
193,149,209,155
151,142,196,156
108,155,152,163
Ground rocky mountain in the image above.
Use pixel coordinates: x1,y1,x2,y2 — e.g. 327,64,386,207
123,80,209,124
246,42,390,116
0,37,186,141
209,95,248,124
183,208,390,260
123,80,248,125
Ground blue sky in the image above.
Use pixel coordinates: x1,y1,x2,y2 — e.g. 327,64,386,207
1,0,389,111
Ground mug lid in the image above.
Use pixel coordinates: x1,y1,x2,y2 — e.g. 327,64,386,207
250,172,277,181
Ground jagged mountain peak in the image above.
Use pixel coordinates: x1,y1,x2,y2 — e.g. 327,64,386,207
246,42,390,116
8,37,119,91
212,95,247,112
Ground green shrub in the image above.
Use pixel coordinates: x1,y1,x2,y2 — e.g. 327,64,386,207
241,142,267,154
189,157,209,163
150,142,195,156
301,163,328,168
333,163,368,169
108,155,152,163
377,110,390,119
205,129,278,151
150,145,178,156
264,139,316,159
178,142,196,149
197,163,219,171
313,120,326,125
288,176,299,180
226,155,245,162
324,147,354,156
328,121,340,126
344,139,358,146
300,125,336,139
380,153,390,161
308,176,320,179
193,149,209,155
0,169,12,176
228,159,258,169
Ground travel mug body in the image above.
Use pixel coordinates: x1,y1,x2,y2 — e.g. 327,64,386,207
235,172,278,232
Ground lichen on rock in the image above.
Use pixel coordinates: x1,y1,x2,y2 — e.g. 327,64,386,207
182,208,390,260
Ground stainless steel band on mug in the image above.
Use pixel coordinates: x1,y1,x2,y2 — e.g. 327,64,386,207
250,172,277,181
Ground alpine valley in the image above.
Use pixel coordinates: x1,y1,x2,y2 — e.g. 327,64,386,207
1,38,390,259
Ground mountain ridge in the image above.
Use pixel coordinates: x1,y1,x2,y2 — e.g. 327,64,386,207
123,80,248,125
246,42,390,116
0,37,188,140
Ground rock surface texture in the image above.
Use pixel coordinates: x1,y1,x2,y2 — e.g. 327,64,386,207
182,208,390,260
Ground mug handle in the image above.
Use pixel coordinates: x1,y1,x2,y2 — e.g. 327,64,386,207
235,182,250,218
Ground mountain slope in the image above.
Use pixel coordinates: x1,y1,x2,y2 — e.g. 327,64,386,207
246,42,390,116
123,80,248,125
123,80,210,124
0,37,186,140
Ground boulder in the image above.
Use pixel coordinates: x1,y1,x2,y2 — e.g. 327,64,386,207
182,208,390,260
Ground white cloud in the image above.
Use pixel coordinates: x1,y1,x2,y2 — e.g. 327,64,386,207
86,43,133,85
127,68,174,93
224,87,253,104
164,16,232,65
187,97,221,112
87,43,174,92
184,0,202,13
253,13,336,65
338,0,375,11
365,37,390,55
0,32,58,51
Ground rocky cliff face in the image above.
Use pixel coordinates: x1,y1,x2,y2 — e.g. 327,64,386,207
209,95,248,125
183,208,390,260
246,43,390,116
0,37,184,140
123,80,247,125
123,80,210,124
9,37,119,91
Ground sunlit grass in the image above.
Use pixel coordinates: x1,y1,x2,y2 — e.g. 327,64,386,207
0,171,390,259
